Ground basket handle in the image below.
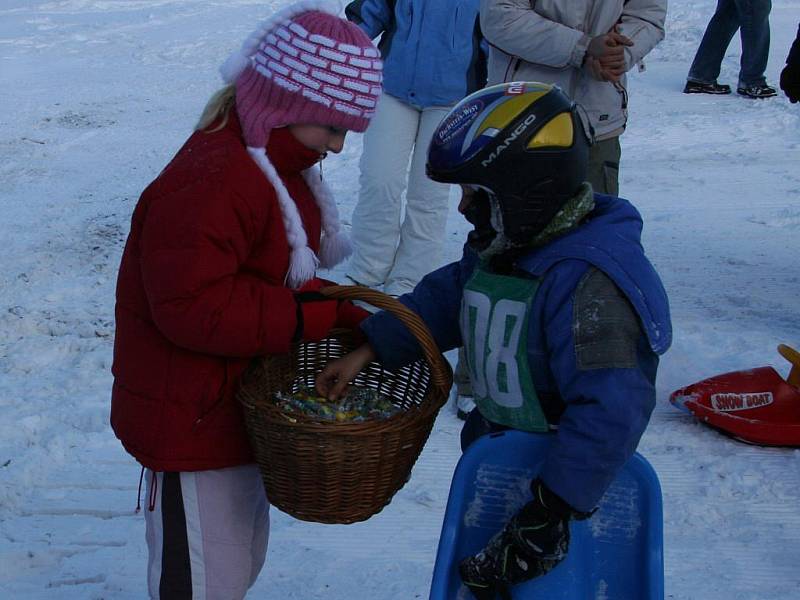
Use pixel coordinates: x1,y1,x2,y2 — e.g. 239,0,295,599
320,285,452,397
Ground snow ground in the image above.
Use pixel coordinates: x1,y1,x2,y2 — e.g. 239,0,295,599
1,1,800,598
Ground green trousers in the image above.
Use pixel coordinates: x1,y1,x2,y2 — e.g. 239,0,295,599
586,136,621,196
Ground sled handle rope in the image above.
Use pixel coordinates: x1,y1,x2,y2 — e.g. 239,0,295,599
777,344,800,388
320,285,452,397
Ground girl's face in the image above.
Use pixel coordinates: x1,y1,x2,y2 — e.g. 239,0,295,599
289,124,348,157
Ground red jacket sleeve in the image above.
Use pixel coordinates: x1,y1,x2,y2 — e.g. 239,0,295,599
138,177,297,357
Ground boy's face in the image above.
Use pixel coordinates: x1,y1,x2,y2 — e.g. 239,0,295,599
459,184,497,252
458,184,477,215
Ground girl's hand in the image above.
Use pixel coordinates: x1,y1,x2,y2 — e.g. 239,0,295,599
315,343,376,401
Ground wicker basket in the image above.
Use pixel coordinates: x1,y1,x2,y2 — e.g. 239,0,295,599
237,285,452,524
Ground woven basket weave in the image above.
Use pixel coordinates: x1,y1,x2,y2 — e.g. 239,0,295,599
237,285,452,524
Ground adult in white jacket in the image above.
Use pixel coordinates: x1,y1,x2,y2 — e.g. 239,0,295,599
479,0,666,196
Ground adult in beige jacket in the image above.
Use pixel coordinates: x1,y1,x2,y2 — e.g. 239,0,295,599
479,0,666,196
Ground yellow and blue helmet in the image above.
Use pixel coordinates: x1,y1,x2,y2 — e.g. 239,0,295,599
426,82,590,245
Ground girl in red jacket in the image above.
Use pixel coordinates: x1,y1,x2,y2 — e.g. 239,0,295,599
110,2,382,598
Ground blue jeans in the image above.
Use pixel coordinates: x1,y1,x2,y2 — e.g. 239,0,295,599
687,0,772,88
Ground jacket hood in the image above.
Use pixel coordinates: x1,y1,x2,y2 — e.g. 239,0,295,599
517,194,672,355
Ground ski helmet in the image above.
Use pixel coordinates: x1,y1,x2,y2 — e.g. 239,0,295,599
426,82,590,246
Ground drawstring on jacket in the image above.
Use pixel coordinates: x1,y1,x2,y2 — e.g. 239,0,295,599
135,466,158,513
135,466,145,513
149,470,158,511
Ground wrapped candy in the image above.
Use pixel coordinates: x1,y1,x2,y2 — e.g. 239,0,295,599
274,385,400,422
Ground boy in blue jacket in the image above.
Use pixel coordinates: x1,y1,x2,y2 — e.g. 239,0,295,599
316,82,671,599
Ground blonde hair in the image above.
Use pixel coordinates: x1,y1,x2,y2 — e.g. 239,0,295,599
195,85,236,132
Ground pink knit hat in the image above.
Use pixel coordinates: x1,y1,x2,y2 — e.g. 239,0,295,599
219,1,383,288
221,0,382,147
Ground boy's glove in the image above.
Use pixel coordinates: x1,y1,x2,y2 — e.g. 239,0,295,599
781,61,800,103
459,479,589,600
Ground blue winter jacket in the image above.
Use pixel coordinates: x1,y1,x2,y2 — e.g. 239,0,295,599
345,0,486,108
361,194,672,512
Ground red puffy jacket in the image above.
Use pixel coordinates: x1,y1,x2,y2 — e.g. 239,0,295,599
111,112,325,471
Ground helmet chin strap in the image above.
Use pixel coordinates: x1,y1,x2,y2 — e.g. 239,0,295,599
478,198,514,260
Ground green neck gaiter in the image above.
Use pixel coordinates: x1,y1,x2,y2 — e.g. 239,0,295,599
529,182,595,248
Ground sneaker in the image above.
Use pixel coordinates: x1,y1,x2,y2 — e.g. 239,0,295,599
683,80,731,95
448,387,476,420
737,84,777,99
455,394,476,421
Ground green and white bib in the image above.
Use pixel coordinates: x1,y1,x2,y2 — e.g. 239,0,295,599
460,265,548,432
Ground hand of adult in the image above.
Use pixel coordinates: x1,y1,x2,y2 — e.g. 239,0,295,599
586,30,633,83
586,56,614,82
587,31,633,61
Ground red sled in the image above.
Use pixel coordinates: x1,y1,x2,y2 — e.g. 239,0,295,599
669,344,800,447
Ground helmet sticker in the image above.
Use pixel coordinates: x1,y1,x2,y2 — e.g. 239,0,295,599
506,81,526,95
434,100,483,146
480,113,537,167
458,94,519,157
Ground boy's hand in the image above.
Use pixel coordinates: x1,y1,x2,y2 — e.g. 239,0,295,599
315,343,376,400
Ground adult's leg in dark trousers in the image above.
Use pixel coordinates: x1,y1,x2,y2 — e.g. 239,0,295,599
585,137,622,196
687,0,741,84
734,0,772,87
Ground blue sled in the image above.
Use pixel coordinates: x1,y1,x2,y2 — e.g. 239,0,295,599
430,430,663,600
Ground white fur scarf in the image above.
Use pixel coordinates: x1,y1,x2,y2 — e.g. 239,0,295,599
246,147,352,288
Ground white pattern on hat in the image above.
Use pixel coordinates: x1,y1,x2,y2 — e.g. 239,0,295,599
219,0,381,123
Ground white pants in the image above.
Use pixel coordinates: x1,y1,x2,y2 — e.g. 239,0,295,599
144,464,270,600
348,93,452,296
